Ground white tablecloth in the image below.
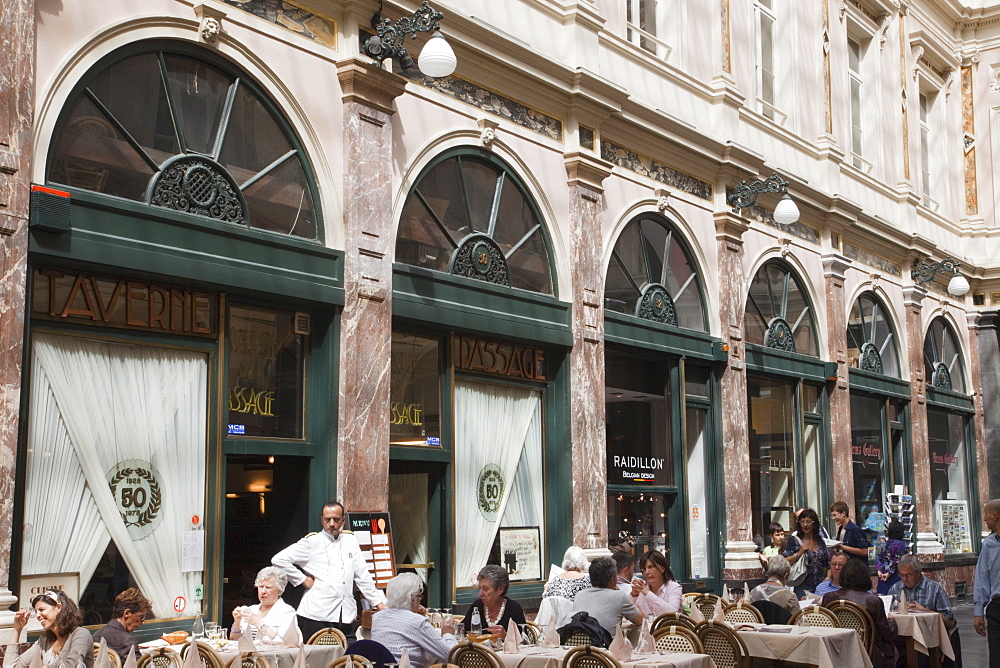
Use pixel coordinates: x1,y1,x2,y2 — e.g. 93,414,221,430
736,624,872,668
496,646,715,668
152,643,344,668
890,611,955,661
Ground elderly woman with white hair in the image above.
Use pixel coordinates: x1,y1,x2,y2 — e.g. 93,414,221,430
543,546,591,600
371,573,457,666
231,566,298,643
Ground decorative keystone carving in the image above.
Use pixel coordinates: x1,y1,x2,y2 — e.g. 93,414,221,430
655,188,670,213
780,238,791,257
478,118,499,147
194,4,226,45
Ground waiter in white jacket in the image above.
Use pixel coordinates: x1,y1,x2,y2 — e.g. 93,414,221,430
272,501,387,639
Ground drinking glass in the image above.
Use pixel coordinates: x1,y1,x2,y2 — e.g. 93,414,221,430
454,623,465,641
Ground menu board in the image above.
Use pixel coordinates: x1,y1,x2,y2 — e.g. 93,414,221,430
934,500,973,554
347,512,396,588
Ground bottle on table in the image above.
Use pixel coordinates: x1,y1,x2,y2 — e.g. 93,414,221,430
192,613,206,639
470,607,481,634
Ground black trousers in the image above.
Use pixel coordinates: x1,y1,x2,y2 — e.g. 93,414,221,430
988,598,1000,668
297,615,357,643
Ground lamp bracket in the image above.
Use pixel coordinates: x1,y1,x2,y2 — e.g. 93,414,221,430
911,257,961,286
364,1,444,67
726,172,789,213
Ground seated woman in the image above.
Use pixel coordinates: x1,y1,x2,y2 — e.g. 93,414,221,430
231,566,298,643
543,546,591,600
749,556,799,617
630,550,682,616
371,573,456,666
461,565,525,639
8,590,93,668
93,588,152,662
821,559,897,666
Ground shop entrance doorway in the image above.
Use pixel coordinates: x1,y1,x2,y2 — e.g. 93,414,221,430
388,460,447,607
222,455,310,624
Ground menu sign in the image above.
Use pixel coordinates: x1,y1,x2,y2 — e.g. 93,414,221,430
18,573,79,632
347,512,396,588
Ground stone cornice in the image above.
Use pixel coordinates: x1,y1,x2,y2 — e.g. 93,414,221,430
903,284,928,307
823,253,853,280
336,58,408,116
564,151,615,192
715,211,750,244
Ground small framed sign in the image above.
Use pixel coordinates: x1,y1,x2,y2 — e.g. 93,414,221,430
498,526,542,582
18,572,80,633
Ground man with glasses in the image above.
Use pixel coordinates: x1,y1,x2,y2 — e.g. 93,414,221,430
889,554,960,667
93,588,152,662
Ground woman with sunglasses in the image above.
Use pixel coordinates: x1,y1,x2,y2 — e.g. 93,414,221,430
8,590,93,668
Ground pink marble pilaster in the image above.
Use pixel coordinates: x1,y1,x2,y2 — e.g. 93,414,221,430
0,0,35,621
903,286,942,558
715,213,758,580
966,313,990,510
823,254,853,506
335,60,408,512
565,152,614,550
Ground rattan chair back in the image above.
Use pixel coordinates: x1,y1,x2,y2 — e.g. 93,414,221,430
180,642,224,668
562,630,592,647
826,599,874,656
225,653,268,668
447,641,503,668
695,621,750,668
94,643,123,668
650,613,698,633
788,605,840,628
651,625,704,654
308,628,349,647
722,601,764,625
522,622,541,645
138,648,183,668
326,655,374,668
695,594,720,620
560,645,622,668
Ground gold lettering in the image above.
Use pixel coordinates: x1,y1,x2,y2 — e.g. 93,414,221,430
148,285,169,329
454,335,547,381
126,282,147,326
91,277,125,322
60,274,100,320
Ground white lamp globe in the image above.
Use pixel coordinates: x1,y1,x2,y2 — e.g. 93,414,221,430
772,194,800,226
947,273,971,297
418,32,457,77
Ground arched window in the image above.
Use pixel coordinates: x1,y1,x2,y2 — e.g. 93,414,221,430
744,262,818,356
47,44,320,239
604,215,707,331
847,292,900,377
923,317,966,393
395,151,554,295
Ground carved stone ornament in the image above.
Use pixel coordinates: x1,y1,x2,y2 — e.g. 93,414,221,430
932,362,952,390
478,118,500,147
870,273,881,291
450,233,510,286
878,14,892,50
992,66,1000,93
780,239,791,257
860,342,884,374
765,318,796,352
962,51,981,66
194,4,226,45
147,155,247,224
636,283,678,326
655,188,670,213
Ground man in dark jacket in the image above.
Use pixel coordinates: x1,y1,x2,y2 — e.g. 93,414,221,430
93,588,153,662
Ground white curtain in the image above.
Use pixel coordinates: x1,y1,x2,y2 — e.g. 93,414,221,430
388,472,430,582
501,405,543,530
25,334,207,617
454,382,541,587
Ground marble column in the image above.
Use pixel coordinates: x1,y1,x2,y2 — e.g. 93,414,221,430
823,254,853,506
564,152,614,552
335,59,408,512
0,0,35,626
966,313,990,510
715,212,758,581
976,312,1000,500
903,286,943,559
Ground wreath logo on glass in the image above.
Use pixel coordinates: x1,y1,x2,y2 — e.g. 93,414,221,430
477,464,505,521
107,459,163,539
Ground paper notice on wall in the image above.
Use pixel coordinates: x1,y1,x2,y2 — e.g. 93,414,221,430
182,530,205,572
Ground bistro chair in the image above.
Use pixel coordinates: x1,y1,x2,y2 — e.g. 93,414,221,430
826,599,874,657
650,613,698,634
788,605,840,628
694,594,720,620
562,630,593,647
749,600,791,625
308,628,349,647
521,622,542,645
722,601,764,625
561,645,622,668
695,621,750,668
447,641,503,668
327,655,374,668
138,647,183,668
428,664,459,668
225,653,268,668
180,641,224,668
345,640,395,668
651,626,704,654
94,643,123,668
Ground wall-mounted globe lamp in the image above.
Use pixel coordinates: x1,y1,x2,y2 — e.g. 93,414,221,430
911,257,971,297
726,172,800,226
363,2,457,77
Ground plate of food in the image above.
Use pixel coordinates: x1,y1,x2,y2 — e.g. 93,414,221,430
161,631,189,645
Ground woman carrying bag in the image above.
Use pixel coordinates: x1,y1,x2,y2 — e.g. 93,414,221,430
781,508,830,597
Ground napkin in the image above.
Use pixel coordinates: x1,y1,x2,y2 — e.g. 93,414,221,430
124,646,138,668
95,639,111,668
399,648,411,668
743,582,750,601
293,643,307,668
503,619,521,653
635,618,655,655
712,597,726,623
543,621,560,648
282,623,301,648
608,625,632,663
898,589,909,614
721,583,731,603
238,634,257,653
688,604,705,624
183,641,202,668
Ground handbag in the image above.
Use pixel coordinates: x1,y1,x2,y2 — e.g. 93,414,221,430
786,536,809,587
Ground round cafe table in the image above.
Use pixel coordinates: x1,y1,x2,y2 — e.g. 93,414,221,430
495,646,715,668
889,611,955,667
147,642,344,668
735,623,872,668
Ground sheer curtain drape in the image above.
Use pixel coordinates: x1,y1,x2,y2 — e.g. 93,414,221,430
388,472,430,582
25,334,207,617
454,382,541,587
501,406,543,529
